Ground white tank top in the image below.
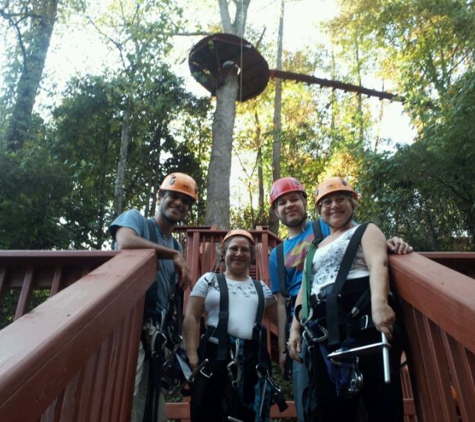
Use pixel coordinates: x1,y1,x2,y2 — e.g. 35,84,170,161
310,225,369,296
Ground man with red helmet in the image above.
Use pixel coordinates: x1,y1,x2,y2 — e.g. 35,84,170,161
110,172,198,422
269,176,412,421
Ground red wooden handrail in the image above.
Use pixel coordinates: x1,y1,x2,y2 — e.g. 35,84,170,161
390,252,475,422
1,240,474,421
0,250,156,422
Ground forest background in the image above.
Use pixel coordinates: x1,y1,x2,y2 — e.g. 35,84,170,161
1,0,475,253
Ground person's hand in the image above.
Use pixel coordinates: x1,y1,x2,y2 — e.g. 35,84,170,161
172,253,191,290
186,350,199,370
279,348,287,374
372,301,396,341
387,237,413,254
287,327,303,363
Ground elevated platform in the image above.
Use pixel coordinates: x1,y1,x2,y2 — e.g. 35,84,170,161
1,228,474,421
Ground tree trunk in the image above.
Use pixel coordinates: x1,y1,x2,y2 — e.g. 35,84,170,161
355,37,364,144
206,0,251,228
269,0,284,235
218,0,251,37
114,104,132,217
257,146,264,211
6,0,59,151
204,65,239,229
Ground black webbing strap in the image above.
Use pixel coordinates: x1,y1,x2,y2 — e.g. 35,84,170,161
146,218,179,250
216,274,230,360
251,280,270,370
277,220,324,298
193,276,266,408
326,223,369,346
215,274,266,360
276,243,286,297
143,218,180,422
144,350,164,422
253,279,265,330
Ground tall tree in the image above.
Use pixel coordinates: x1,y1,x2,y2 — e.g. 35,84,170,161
269,0,284,234
1,0,60,151
327,0,475,249
204,0,251,228
82,0,186,216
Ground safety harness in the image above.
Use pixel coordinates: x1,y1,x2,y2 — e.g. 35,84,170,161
142,218,183,422
276,220,324,377
276,220,324,299
297,223,374,398
192,273,287,421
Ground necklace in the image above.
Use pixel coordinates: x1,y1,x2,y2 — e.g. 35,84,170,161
151,218,172,245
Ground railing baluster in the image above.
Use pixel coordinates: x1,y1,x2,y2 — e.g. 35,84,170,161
15,265,34,320
50,267,63,297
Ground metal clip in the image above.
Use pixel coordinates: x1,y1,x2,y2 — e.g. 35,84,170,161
230,339,241,388
360,314,369,330
300,308,328,343
199,366,213,379
187,358,211,381
345,357,364,398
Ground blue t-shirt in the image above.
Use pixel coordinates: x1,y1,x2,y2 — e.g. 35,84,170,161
109,209,181,316
269,218,330,297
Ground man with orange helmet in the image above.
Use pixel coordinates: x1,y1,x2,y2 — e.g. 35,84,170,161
269,176,412,422
110,172,198,422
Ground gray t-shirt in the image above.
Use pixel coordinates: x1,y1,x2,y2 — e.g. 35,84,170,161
109,209,181,316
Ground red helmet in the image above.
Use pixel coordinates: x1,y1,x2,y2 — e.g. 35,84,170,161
159,172,198,202
222,229,255,245
314,177,358,206
270,177,307,208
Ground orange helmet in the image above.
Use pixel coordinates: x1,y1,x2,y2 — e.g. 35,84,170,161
159,172,198,202
314,177,358,206
222,229,255,245
270,177,307,208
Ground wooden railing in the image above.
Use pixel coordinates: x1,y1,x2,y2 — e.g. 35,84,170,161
420,252,475,279
184,227,281,287
389,252,475,422
0,250,156,422
1,237,474,422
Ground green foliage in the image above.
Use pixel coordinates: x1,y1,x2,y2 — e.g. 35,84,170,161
0,289,20,329
2,0,475,252
0,68,211,250
50,71,211,247
355,134,474,251
317,0,475,250
0,146,73,249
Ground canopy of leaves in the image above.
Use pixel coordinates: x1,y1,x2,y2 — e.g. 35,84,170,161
1,0,475,251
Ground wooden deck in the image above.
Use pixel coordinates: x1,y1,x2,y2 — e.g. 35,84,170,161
0,230,474,421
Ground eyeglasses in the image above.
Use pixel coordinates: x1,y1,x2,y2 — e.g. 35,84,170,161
320,196,350,208
167,192,194,207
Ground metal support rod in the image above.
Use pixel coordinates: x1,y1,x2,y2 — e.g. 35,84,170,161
382,332,391,384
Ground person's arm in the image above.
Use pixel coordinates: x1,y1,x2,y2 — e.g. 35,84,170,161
268,250,288,372
387,236,413,254
287,286,304,363
182,295,205,369
264,295,278,326
275,294,288,372
115,226,190,290
362,224,396,340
